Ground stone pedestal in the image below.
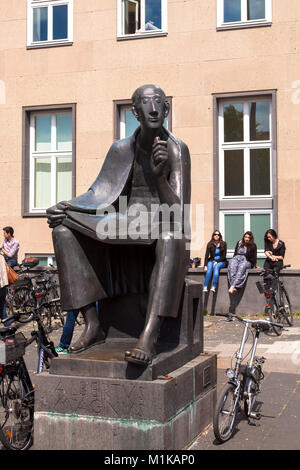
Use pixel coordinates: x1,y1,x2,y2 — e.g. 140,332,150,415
33,279,216,449
33,353,216,450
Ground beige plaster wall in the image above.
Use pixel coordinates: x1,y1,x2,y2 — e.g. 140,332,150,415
0,0,299,266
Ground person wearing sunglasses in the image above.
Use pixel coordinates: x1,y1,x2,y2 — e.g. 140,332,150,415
203,231,227,293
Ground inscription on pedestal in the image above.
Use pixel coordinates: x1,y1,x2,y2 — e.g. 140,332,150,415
38,378,146,418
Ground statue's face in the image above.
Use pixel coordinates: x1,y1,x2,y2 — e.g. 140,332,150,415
133,86,169,130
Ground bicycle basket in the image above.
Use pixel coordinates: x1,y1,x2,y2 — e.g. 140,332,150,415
0,333,27,364
22,257,39,268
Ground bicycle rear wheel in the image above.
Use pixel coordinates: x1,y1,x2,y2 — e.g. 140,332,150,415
213,383,239,443
0,364,34,450
281,288,293,326
11,288,35,323
269,302,283,336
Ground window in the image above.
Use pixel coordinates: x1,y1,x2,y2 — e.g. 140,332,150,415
114,99,172,140
220,211,272,265
26,254,56,266
27,0,73,48
217,0,272,30
219,99,272,199
22,104,76,217
214,91,277,264
117,0,167,39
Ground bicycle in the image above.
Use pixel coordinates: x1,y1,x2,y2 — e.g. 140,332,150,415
213,312,283,444
0,303,58,450
7,263,64,331
256,264,293,336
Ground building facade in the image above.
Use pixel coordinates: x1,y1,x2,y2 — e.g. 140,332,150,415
0,0,299,266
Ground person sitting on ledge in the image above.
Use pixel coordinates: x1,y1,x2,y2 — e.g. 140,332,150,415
203,230,227,293
227,231,257,294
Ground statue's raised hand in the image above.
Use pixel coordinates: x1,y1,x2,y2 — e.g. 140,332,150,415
47,202,69,228
151,136,169,180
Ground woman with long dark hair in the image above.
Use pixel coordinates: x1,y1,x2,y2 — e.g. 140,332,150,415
203,230,227,293
264,229,286,271
228,231,257,294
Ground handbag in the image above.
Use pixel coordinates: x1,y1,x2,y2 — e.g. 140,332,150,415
6,264,18,285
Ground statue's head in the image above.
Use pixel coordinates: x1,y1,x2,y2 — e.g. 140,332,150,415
131,84,170,130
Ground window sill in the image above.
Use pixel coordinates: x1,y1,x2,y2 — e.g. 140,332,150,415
117,31,167,41
27,40,73,50
217,21,272,31
22,211,47,218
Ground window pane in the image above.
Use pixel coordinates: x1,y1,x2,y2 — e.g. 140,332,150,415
224,150,244,196
145,0,162,30
125,109,139,137
53,5,68,40
224,0,241,23
34,158,51,208
225,214,244,250
250,101,270,141
247,0,265,20
35,115,52,151
124,0,140,34
250,214,270,250
56,157,72,203
37,256,48,267
56,114,72,150
224,103,243,142
33,7,48,42
250,149,270,195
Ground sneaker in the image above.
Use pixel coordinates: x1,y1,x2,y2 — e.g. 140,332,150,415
203,286,208,292
210,286,216,293
55,347,68,355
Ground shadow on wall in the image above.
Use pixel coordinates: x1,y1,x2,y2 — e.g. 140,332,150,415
203,276,247,315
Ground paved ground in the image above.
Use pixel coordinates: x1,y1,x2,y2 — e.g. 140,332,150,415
3,314,300,450
190,315,300,450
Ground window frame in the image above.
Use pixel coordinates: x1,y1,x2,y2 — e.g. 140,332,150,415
117,0,168,40
213,90,277,254
22,104,76,218
217,0,272,30
218,97,273,201
27,0,73,49
113,98,172,140
25,253,56,266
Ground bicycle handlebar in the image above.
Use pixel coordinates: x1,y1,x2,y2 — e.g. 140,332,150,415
215,312,283,329
259,264,291,276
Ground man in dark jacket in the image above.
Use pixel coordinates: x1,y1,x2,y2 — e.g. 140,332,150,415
47,84,191,366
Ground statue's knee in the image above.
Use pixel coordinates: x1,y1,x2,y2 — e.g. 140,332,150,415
52,224,71,241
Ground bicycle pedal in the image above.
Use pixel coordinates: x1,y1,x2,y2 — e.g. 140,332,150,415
249,411,261,420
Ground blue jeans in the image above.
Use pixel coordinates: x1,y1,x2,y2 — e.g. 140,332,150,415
0,287,7,321
204,261,226,289
59,310,79,349
6,259,18,268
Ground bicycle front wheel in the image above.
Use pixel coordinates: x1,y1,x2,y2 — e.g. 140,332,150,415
213,383,239,443
281,288,293,326
0,365,34,450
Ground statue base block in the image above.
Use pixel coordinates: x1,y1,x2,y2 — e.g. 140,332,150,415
33,353,217,450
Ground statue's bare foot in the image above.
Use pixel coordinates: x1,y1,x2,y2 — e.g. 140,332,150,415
69,327,106,354
124,345,154,366
124,315,163,366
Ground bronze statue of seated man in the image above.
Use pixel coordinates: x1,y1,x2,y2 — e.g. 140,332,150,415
47,84,191,366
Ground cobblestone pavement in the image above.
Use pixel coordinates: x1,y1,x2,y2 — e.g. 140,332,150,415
190,315,300,450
